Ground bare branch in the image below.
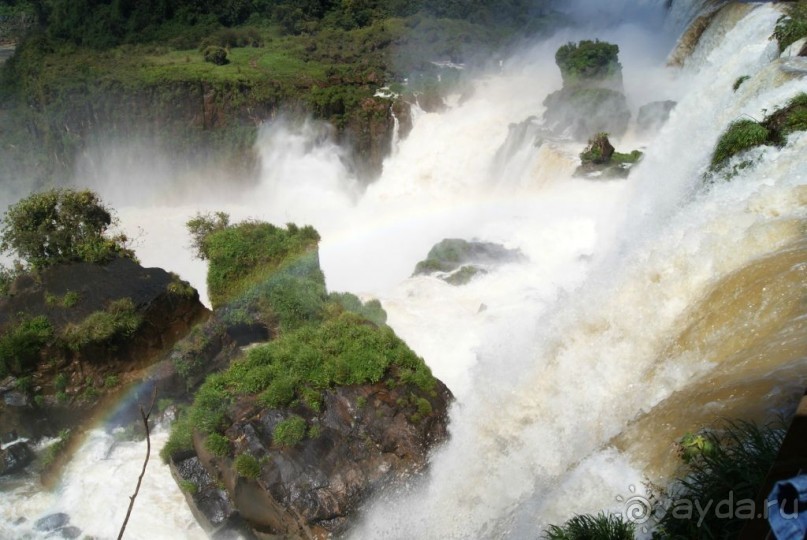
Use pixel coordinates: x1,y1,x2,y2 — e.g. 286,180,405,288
117,387,157,540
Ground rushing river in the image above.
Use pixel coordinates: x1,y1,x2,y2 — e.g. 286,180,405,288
2,0,806,537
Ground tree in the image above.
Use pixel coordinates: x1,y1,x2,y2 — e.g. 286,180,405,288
0,188,133,269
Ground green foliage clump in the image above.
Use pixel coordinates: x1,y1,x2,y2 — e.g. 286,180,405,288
327,292,387,326
62,298,142,351
711,93,807,172
54,372,68,391
273,415,307,447
733,75,750,92
0,189,133,270
167,273,196,299
179,479,198,494
772,0,807,52
444,265,484,286
203,46,228,65
555,40,621,87
654,420,784,538
544,513,634,540
187,214,321,309
42,429,72,468
103,374,119,389
710,119,770,170
611,150,643,164
234,453,262,479
224,311,435,408
200,27,263,49
205,433,231,457
0,316,53,376
46,290,80,308
160,411,194,462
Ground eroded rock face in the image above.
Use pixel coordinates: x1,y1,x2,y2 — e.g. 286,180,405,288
177,376,452,538
0,257,209,439
543,87,630,140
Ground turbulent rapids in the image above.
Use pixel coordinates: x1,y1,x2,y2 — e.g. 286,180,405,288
1,0,806,538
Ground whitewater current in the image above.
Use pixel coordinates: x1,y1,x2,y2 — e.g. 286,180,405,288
2,1,806,538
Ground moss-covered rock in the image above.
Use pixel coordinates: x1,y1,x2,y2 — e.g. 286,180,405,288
554,40,622,89
0,256,208,440
575,133,642,179
708,93,807,174
413,238,524,286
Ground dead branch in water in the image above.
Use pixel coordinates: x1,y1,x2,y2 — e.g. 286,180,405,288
117,387,157,540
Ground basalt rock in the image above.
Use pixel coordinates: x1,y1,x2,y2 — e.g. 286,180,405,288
0,257,209,439
413,238,526,285
179,376,452,539
0,440,35,475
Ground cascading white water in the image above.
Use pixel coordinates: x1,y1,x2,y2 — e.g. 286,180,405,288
2,1,805,538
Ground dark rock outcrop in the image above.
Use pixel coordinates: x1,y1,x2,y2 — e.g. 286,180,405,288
0,257,209,439
543,87,630,140
0,440,35,475
575,133,643,179
34,513,70,532
413,238,526,285
177,376,452,538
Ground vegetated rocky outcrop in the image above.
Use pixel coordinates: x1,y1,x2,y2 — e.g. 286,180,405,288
413,238,526,285
574,132,643,179
706,92,807,179
160,217,452,539
542,40,631,140
0,256,208,444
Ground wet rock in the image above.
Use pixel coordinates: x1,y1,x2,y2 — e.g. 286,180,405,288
413,238,525,285
3,391,30,408
34,513,69,532
0,441,34,475
51,526,81,538
543,87,631,140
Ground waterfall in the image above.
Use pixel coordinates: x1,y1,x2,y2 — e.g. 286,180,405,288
2,2,804,538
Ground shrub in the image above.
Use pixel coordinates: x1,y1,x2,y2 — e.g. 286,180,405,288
234,453,261,479
580,132,614,165
654,420,785,538
710,119,770,170
160,412,193,462
188,216,321,308
0,188,133,270
54,372,68,391
544,513,634,540
733,75,750,92
0,316,53,376
205,433,230,457
273,415,307,447
328,292,387,326
63,298,142,351
103,374,119,389
772,0,807,51
202,45,228,65
555,40,621,87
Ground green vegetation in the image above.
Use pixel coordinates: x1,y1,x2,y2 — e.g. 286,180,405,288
772,0,807,52
62,297,142,351
444,265,484,286
103,374,119,389
733,75,750,92
179,479,198,495
611,150,642,164
45,290,80,308
0,315,53,376
167,273,196,299
328,292,387,327
0,189,133,270
544,513,634,540
161,411,194,462
710,93,807,171
54,372,68,391
273,415,307,447
555,40,621,87
187,213,321,308
205,432,231,457
654,420,784,538
234,453,261,479
710,119,769,170
577,132,641,178
41,428,71,468
202,45,228,65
